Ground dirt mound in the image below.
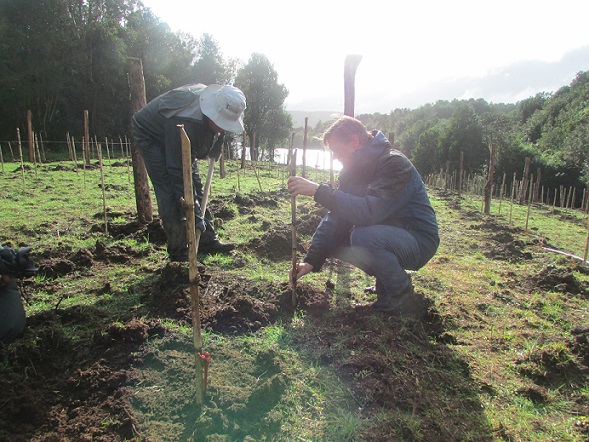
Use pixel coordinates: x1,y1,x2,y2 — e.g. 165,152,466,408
36,240,150,279
143,263,289,333
521,265,589,295
516,342,587,388
93,217,167,245
570,326,589,366
0,309,165,441
247,223,306,260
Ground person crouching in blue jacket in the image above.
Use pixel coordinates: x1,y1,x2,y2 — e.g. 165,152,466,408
287,116,439,314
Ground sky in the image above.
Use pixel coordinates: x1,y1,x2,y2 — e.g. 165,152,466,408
140,0,589,114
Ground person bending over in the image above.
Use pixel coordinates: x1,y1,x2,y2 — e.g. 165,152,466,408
132,83,246,261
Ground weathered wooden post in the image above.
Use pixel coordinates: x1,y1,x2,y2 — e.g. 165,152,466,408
240,131,247,170
344,54,363,117
302,117,308,178
484,144,496,214
290,145,298,307
498,172,506,215
84,110,91,165
26,110,34,162
519,157,531,205
98,143,108,234
458,152,464,197
16,128,25,193
127,57,154,224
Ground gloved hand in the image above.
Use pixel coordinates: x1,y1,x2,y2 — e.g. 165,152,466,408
0,247,39,278
195,210,206,233
179,197,206,233
208,132,224,161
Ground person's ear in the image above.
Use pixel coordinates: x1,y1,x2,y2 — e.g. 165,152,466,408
350,134,361,149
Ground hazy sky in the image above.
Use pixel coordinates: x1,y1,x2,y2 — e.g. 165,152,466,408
140,0,589,113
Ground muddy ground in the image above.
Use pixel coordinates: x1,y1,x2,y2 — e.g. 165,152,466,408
1,191,588,441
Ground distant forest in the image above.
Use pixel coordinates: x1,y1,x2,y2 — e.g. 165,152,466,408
1,0,588,193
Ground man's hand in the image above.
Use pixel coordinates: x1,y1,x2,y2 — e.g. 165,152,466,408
0,274,12,288
287,176,319,197
289,262,314,282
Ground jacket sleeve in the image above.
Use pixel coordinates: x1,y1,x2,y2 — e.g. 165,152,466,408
314,154,416,226
303,211,351,271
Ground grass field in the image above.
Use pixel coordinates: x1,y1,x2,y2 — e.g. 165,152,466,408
0,158,588,441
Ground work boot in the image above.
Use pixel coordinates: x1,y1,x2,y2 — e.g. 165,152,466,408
198,240,235,255
371,283,425,317
364,278,385,295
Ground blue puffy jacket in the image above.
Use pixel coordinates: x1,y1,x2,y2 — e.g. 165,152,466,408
304,131,439,271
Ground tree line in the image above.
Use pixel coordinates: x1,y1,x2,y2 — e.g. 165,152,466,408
354,72,589,194
1,0,587,195
0,0,291,160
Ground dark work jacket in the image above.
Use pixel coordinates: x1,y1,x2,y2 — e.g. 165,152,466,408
131,83,224,161
304,130,439,271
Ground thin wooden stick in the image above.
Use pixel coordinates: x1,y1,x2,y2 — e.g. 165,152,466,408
290,147,298,307
16,128,25,193
251,160,263,192
583,208,589,263
98,143,108,234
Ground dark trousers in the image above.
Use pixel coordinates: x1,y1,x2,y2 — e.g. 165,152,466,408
132,122,218,261
0,280,26,344
333,225,438,296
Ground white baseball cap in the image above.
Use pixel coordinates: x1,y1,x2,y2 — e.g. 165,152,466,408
200,84,246,133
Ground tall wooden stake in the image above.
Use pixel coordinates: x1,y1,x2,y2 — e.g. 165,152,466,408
290,146,298,307
16,128,25,193
127,57,153,224
26,110,34,162
179,125,206,404
344,54,363,117
98,143,108,234
84,110,91,165
484,144,495,214
302,117,308,178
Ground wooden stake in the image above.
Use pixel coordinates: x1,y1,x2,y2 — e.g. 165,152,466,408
26,110,34,162
240,131,247,170
498,172,506,215
39,132,46,162
290,147,298,307
7,141,14,161
16,128,25,193
584,214,589,263
82,137,87,190
72,136,78,168
525,178,534,231
302,117,308,178
84,110,90,165
509,172,516,224
98,143,108,234
483,144,495,214
179,125,205,404
33,132,39,178
344,54,363,117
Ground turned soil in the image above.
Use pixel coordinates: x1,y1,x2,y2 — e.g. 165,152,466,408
1,190,588,441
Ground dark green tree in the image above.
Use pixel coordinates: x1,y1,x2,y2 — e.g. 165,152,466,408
441,104,487,174
191,33,236,85
235,53,291,161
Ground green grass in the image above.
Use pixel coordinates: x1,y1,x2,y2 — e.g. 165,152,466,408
1,158,588,440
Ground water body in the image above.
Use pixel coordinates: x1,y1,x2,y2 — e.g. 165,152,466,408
237,147,343,171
